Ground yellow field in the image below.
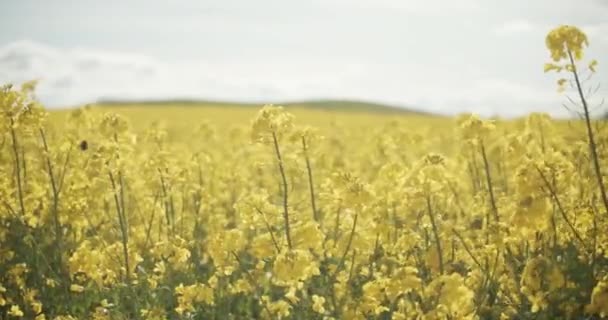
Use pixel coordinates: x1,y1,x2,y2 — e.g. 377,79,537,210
2,82,608,320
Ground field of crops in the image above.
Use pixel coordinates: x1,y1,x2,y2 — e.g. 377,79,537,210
1,25,608,319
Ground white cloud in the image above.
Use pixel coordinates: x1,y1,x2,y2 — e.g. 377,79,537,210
493,20,537,36
1,40,389,108
583,22,608,45
0,40,604,118
323,0,482,15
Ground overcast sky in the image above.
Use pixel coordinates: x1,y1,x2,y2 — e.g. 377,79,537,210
0,0,607,116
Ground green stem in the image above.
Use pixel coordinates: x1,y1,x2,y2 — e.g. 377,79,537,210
109,171,130,282
272,131,292,249
39,128,63,270
158,168,174,236
567,49,608,216
452,228,484,272
480,140,499,223
332,212,358,278
254,206,282,253
9,118,25,216
536,166,589,252
302,136,318,222
426,196,444,274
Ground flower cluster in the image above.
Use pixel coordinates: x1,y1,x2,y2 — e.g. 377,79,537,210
0,25,607,320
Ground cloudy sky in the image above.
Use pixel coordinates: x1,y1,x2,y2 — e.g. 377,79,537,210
0,0,606,116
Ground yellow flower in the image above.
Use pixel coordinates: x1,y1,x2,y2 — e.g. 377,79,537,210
557,78,568,92
330,171,374,206
589,59,598,72
0,283,6,306
426,273,475,317
251,105,294,143
545,25,588,62
265,299,291,318
457,113,496,142
385,267,421,301
520,256,565,313
69,284,84,293
174,282,215,315
292,222,324,252
312,295,326,314
272,249,320,287
99,112,130,138
586,278,608,317
8,305,24,317
31,301,43,314
140,306,167,320
45,278,57,288
231,278,253,295
543,63,563,73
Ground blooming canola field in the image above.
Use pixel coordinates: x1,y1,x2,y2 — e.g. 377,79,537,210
1,25,608,319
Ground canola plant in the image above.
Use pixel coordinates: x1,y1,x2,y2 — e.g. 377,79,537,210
0,25,607,320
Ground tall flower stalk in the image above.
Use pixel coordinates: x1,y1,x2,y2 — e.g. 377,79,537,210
545,25,608,215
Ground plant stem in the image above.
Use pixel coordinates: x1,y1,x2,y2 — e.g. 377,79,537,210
426,196,444,274
158,168,175,236
39,128,63,270
254,206,281,253
302,136,318,222
332,211,358,278
568,49,608,216
272,131,292,249
452,228,484,272
109,171,130,282
9,118,25,216
536,166,589,252
480,140,499,223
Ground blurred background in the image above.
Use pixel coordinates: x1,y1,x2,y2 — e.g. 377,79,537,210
0,0,606,117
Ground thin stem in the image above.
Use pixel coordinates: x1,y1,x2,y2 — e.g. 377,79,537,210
347,249,357,283
452,228,484,272
254,206,282,254
302,136,318,222
118,171,128,238
9,118,25,216
57,146,73,194
332,211,358,278
426,196,444,274
3,201,17,216
536,166,589,252
480,140,499,223
470,148,483,193
109,171,131,282
272,131,292,249
334,204,342,241
158,169,174,236
144,192,160,250
591,201,599,276
568,49,608,216
39,128,63,270
21,148,27,189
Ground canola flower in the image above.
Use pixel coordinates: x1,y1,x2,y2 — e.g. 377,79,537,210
0,25,607,320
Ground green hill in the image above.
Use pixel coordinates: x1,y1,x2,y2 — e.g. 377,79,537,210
95,98,430,115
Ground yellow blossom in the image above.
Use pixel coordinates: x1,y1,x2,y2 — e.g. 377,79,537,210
8,305,24,317
586,278,608,317
312,295,326,314
545,25,588,62
589,59,598,72
69,284,84,293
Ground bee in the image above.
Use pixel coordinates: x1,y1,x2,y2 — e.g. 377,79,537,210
79,140,88,151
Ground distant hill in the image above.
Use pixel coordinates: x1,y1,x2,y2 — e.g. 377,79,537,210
94,98,431,115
